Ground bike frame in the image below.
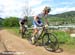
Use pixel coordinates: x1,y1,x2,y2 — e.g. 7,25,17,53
37,27,49,40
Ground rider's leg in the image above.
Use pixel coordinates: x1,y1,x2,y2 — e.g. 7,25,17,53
19,22,24,33
20,25,25,35
19,22,22,32
33,28,39,37
19,25,22,33
31,28,39,44
32,21,39,44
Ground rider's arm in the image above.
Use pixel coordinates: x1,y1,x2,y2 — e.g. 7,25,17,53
34,16,37,21
34,16,41,26
45,18,49,25
44,15,49,25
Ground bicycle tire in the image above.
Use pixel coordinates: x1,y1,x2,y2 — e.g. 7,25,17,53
43,33,59,52
27,31,36,45
20,27,27,38
28,35,36,45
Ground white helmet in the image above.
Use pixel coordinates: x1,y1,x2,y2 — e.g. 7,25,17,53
44,6,51,12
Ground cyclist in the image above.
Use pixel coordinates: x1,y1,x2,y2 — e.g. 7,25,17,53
19,16,28,33
32,6,51,44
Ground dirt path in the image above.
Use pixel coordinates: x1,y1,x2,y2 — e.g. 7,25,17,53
0,30,74,55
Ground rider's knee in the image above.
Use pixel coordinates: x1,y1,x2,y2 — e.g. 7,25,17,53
34,29,39,33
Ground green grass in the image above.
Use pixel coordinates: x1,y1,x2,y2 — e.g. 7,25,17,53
53,30,75,45
5,27,20,36
53,31,70,44
53,30,75,52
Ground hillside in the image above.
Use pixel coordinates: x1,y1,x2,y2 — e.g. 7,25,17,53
47,11,75,25
49,11,75,18
1,11,75,27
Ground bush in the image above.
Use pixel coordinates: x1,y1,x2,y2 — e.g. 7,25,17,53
3,17,19,27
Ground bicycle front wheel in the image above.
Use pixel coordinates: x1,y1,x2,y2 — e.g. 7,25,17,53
43,33,59,52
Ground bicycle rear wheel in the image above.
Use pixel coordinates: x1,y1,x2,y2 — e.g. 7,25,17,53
43,33,59,52
27,30,36,45
28,35,37,45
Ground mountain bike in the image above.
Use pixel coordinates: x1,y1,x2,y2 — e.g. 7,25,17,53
20,25,31,38
28,26,59,52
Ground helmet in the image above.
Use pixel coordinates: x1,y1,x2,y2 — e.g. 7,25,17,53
44,6,51,12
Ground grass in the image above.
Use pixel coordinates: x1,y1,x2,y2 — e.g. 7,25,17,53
53,30,75,52
5,27,20,36
53,30,75,48
53,31,70,44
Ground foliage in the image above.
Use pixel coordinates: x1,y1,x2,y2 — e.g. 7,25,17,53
3,17,19,27
0,18,4,26
48,11,75,25
1,11,75,27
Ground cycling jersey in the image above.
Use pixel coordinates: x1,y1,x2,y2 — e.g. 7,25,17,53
20,18,27,25
37,12,47,19
33,12,47,28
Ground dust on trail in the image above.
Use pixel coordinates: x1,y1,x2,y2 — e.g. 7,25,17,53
0,30,74,55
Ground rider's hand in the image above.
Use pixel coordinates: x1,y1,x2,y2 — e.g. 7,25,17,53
39,23,43,27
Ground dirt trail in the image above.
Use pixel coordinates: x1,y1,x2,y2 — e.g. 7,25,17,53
0,30,74,55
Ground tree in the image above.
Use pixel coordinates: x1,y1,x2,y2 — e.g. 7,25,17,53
22,1,33,27
3,17,19,27
22,1,33,17
0,17,3,26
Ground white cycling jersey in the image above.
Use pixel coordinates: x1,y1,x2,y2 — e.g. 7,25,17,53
36,12,47,19
33,12,48,29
